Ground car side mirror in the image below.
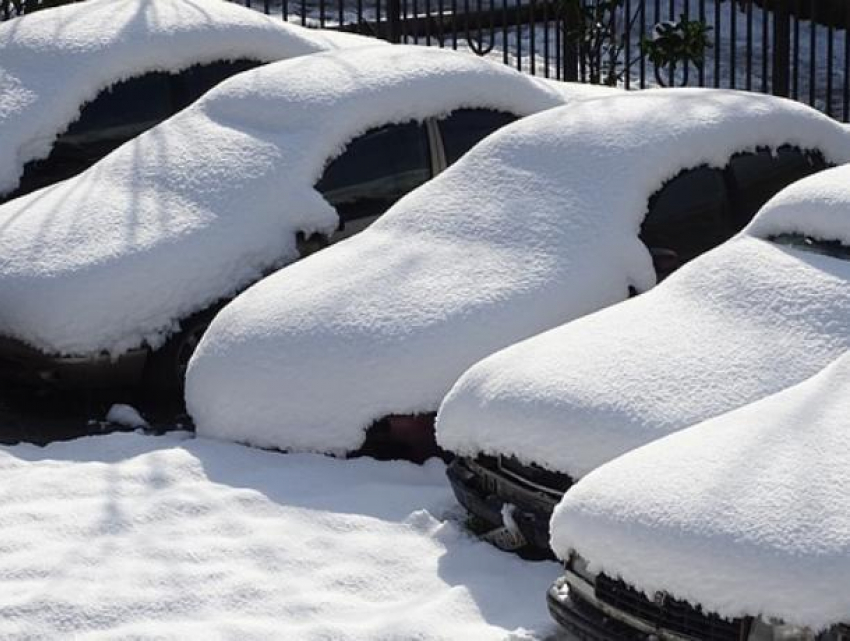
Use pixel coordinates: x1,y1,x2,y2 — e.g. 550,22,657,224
649,247,681,281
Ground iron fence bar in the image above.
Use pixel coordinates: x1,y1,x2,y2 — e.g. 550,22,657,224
451,0,457,48
792,0,800,99
543,0,550,78
843,2,850,122
809,0,816,107
624,0,631,89
745,0,753,90
697,0,705,86
501,0,508,64
713,0,721,87
827,10,834,116
760,0,767,93
301,0,307,26
772,0,791,97
667,0,673,86
729,0,737,89
529,0,536,74
682,0,689,85
514,0,521,70
638,0,646,88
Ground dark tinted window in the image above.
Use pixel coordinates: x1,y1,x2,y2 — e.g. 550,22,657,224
438,109,519,164
64,71,175,140
640,166,732,267
770,234,850,261
727,147,828,230
173,59,262,110
315,121,431,223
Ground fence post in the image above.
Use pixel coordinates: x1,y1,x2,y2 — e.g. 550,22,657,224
561,0,579,81
772,0,791,97
386,0,403,42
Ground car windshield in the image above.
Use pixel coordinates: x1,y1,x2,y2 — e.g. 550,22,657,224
769,233,850,261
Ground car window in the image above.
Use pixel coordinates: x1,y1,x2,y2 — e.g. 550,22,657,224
173,59,263,110
64,71,175,142
640,166,732,270
315,121,432,223
437,108,519,165
727,147,828,230
770,233,850,261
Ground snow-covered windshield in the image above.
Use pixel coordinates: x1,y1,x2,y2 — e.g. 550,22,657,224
770,233,850,261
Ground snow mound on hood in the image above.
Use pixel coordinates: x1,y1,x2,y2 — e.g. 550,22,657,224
0,0,367,198
0,432,560,639
0,44,565,357
550,353,850,631
186,89,850,455
436,164,850,478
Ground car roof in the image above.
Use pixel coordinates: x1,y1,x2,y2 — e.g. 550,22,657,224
0,0,371,197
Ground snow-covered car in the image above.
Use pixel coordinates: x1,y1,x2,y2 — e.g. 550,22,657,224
438,162,850,554
186,88,844,461
0,0,369,204
0,45,574,396
548,352,850,641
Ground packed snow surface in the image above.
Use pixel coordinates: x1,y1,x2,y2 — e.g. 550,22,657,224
550,353,850,631
187,89,850,455
437,164,850,478
0,44,566,357
0,0,369,198
0,432,559,639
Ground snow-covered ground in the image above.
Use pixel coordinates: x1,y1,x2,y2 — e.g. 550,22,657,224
0,431,563,639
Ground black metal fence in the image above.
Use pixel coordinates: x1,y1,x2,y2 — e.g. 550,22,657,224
2,0,848,120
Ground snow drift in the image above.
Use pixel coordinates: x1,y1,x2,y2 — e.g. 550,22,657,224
437,163,850,479
0,0,369,198
0,44,567,358
0,432,560,639
187,89,850,455
550,352,850,631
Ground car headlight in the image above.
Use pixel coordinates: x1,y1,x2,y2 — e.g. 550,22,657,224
748,618,816,641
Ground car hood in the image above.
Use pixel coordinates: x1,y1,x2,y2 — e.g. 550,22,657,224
437,228,850,478
550,352,850,631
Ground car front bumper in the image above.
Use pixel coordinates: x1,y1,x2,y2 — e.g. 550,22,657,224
547,573,700,641
0,336,148,389
446,456,560,553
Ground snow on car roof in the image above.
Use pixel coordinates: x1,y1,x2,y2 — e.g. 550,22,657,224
185,89,850,455
550,352,850,631
436,164,850,479
0,44,567,357
0,0,370,198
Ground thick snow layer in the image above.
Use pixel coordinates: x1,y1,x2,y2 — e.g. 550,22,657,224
0,432,560,639
187,89,850,454
0,0,369,198
0,44,567,357
550,353,850,631
437,166,850,478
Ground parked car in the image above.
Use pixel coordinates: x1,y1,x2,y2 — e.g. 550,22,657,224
0,0,370,204
185,88,846,462
548,350,850,641
438,162,850,554
0,45,575,402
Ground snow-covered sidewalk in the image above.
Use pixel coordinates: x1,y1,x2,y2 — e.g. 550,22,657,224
0,432,561,639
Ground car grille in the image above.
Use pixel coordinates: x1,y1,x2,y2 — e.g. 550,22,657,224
595,574,746,641
475,454,573,496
